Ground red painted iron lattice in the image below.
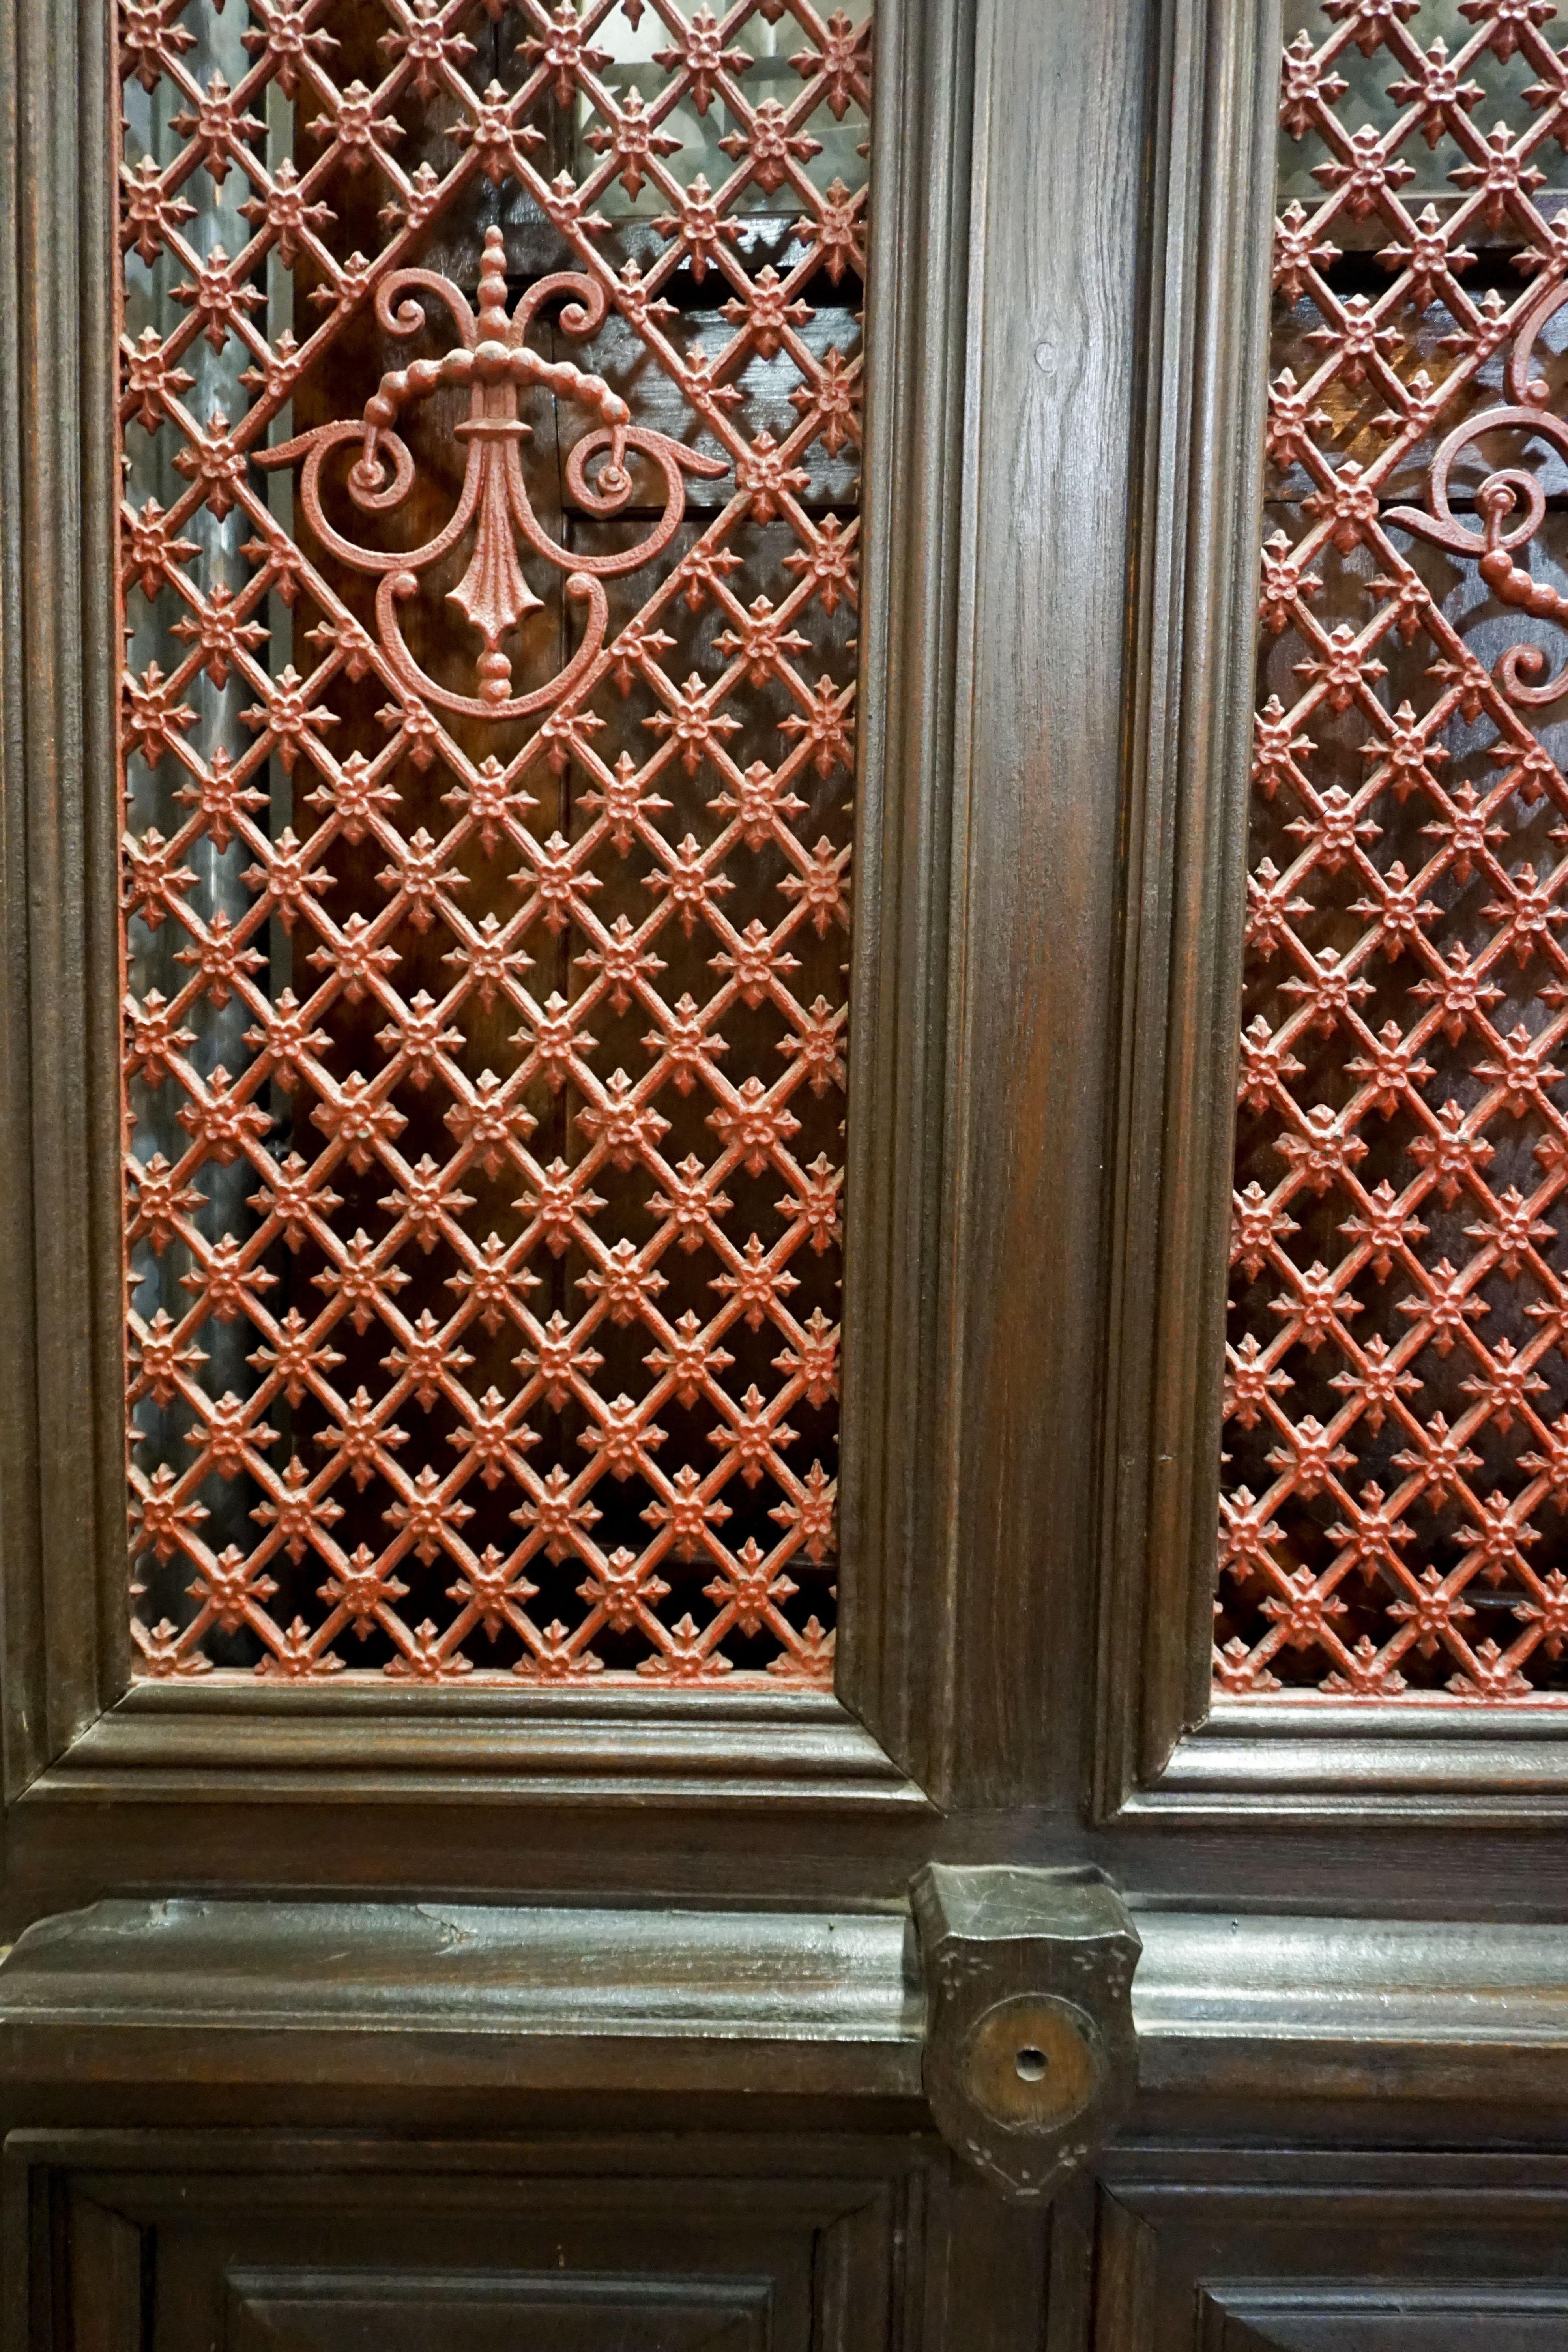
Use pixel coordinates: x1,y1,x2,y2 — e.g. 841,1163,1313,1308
119,0,868,1682
1222,0,1568,1699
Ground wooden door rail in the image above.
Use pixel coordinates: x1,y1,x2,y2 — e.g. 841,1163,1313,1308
2,1877,1568,2174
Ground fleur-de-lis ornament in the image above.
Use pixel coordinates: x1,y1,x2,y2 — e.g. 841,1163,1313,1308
262,226,725,722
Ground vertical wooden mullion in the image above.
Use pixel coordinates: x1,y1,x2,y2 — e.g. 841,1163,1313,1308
17,0,95,1764
0,0,47,1804
838,0,980,1793
79,0,127,1760
1093,0,1278,1815
9,0,124,1774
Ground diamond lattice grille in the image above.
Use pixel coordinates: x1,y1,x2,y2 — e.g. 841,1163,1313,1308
1221,0,1568,1699
119,0,868,1682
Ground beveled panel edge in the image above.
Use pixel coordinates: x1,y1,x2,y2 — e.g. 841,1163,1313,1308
1092,0,1278,1817
1205,2284,1568,2321
1115,1700,1568,1823
219,2272,776,2339
21,1685,930,1809
836,0,979,1794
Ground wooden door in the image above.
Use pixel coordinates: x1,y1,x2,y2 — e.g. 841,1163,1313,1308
5,0,1568,2345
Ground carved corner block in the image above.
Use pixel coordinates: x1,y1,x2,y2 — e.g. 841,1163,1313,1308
910,1863,1140,2202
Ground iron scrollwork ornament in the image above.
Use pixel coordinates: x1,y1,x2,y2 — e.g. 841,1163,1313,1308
261,225,726,723
1388,280,1568,709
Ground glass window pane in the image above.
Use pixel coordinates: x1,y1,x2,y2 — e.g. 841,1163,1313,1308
1223,0,1568,1701
119,0,869,1684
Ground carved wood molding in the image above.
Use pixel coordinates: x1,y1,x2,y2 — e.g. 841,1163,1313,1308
4,1894,1568,2140
0,1894,924,2100
1132,1908,1568,2115
1090,2156,1568,2352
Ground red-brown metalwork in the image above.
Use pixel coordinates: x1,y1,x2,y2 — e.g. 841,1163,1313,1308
1222,0,1568,1699
119,0,868,1682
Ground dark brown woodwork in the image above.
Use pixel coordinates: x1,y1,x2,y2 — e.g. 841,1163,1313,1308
4,1892,1568,2337
1088,2158,1568,2352
221,2274,774,2352
8,1891,1568,2129
6,0,1568,2345
0,0,973,1833
4,2131,1049,2352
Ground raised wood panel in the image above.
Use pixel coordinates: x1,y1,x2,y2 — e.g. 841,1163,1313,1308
0,2131,1053,2352
60,2197,142,2352
0,2145,1067,2352
1092,2156,1568,2352
46,2158,889,2352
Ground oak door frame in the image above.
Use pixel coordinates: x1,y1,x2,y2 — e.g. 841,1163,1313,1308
7,0,1546,1919
1092,0,1568,1829
0,0,984,1822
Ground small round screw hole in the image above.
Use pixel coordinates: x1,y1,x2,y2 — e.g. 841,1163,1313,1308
1014,2045,1048,2083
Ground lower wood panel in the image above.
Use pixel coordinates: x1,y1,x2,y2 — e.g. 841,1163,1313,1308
1092,2155,1568,2352
70,2169,850,2352
0,2129,1049,2352
23,2123,1568,2348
